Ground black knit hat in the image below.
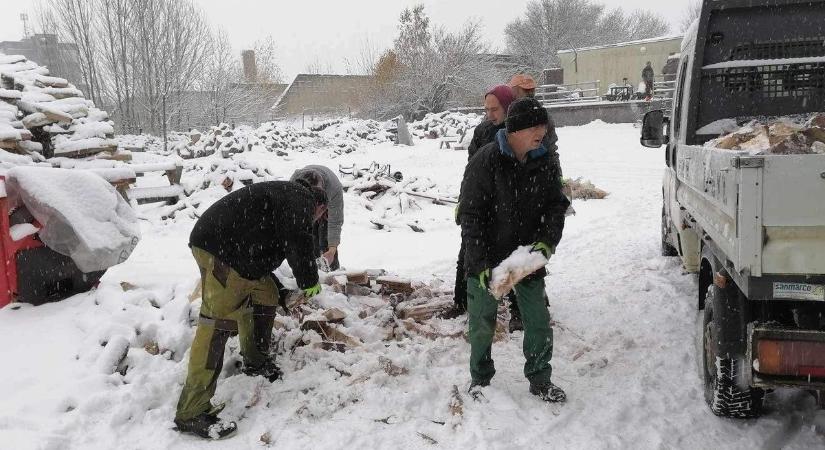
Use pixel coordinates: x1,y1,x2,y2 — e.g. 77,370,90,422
506,97,548,133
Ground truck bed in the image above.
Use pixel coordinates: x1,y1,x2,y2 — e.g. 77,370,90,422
676,145,825,277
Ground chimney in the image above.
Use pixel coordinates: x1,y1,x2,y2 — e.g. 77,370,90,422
242,50,257,83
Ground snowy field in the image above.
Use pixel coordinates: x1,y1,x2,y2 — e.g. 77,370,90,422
2,121,824,449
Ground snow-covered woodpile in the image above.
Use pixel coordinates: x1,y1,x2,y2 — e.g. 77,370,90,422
175,119,394,160
0,53,119,159
409,111,483,139
703,113,825,155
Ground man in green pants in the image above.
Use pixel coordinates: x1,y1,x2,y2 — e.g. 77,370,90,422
458,97,569,403
174,180,326,439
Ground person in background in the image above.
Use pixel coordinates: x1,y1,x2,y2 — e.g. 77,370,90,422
459,97,570,404
509,73,537,99
291,165,344,271
174,180,326,439
642,61,655,100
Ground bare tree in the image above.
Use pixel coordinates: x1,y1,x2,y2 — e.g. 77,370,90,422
304,58,336,75
364,5,496,119
505,0,671,70
35,0,282,134
35,0,103,105
680,1,703,32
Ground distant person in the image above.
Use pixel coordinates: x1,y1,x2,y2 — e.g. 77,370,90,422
509,73,537,99
662,56,679,82
459,97,570,403
175,180,325,439
291,165,344,271
642,61,655,100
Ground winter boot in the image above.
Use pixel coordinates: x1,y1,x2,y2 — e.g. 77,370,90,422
529,381,567,403
242,357,283,382
174,412,237,439
441,303,467,320
468,380,490,402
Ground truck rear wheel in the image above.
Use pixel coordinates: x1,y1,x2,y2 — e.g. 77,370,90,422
702,285,764,418
661,206,678,256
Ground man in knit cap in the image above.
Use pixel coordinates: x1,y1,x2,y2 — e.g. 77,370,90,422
467,85,515,159
459,97,569,403
446,85,515,320
505,74,564,333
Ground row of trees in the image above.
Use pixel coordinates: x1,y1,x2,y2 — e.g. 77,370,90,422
361,1,675,119
36,0,283,134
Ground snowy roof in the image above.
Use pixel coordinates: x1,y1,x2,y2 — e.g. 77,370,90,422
557,35,684,55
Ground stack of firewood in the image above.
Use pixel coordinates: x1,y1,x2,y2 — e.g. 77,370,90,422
707,113,825,155
0,52,120,159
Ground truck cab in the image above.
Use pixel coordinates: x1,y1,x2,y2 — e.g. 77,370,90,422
641,0,825,418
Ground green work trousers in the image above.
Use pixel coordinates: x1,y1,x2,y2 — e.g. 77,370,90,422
175,247,279,420
467,276,554,385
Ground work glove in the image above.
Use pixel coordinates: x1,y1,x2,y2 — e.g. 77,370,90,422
478,268,491,290
531,242,554,258
303,283,321,298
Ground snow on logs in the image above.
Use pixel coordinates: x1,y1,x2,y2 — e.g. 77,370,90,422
0,52,118,158
702,113,825,155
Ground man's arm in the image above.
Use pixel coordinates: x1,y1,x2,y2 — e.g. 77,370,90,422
459,151,494,277
285,202,320,290
467,122,487,161
326,186,344,248
535,163,570,250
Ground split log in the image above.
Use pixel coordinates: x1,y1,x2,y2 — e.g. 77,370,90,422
346,271,370,286
395,297,453,321
489,246,548,300
377,276,414,295
323,308,346,323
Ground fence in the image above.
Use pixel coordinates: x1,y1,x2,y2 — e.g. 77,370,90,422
535,81,601,105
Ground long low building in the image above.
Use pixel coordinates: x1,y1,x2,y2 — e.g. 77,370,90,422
557,35,682,89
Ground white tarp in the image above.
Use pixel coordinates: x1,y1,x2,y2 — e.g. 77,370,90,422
5,166,140,272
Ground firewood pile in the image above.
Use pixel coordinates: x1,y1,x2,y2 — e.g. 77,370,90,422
0,52,122,159
267,270,474,353
705,113,825,155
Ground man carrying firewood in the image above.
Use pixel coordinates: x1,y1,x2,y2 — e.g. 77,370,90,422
458,97,570,403
174,180,326,439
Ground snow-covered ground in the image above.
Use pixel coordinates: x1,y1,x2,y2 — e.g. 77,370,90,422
2,121,824,449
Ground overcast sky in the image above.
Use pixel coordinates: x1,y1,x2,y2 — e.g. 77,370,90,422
1,0,695,81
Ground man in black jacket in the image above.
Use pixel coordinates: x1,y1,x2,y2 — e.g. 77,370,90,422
174,180,326,439
448,76,563,331
459,97,570,403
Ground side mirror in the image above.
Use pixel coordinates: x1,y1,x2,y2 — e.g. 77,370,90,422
641,110,669,148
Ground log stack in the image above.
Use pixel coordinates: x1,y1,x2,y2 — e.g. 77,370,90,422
0,52,120,159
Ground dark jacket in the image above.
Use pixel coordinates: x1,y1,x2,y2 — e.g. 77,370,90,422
467,120,505,160
189,181,319,288
459,129,569,279
468,115,561,167
642,65,655,83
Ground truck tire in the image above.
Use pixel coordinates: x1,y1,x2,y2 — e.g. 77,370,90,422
702,285,764,418
661,205,679,256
